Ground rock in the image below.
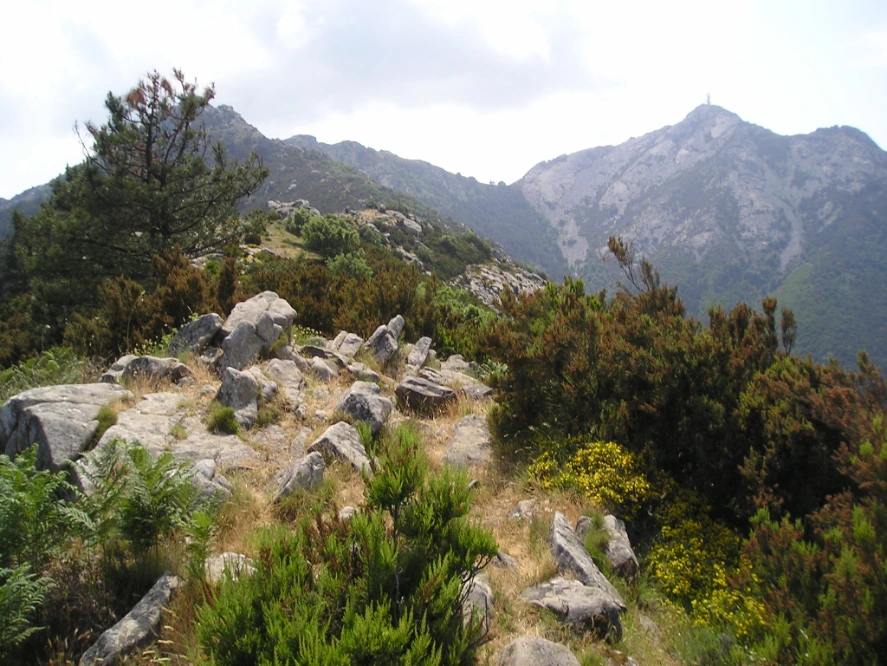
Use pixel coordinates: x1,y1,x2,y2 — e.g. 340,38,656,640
307,421,372,473
574,515,594,540
364,324,398,366
550,513,625,608
205,552,256,585
167,313,224,357
335,381,393,435
418,366,477,388
462,576,494,635
603,515,640,578
168,422,262,471
78,572,181,666
387,314,405,340
442,414,492,467
191,459,234,500
309,356,339,382
219,321,266,372
100,355,138,383
329,331,364,358
497,636,581,666
200,347,224,366
453,264,547,311
441,354,470,372
406,336,432,370
347,362,382,383
493,551,517,568
510,499,537,521
521,577,623,640
460,384,493,401
117,355,192,384
96,392,183,456
264,358,305,407
338,506,357,521
274,451,325,501
222,291,297,337
300,345,348,370
1,383,132,471
395,376,456,414
291,426,312,456
246,366,278,402
215,367,259,429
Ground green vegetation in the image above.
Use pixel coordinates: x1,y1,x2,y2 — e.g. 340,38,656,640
207,401,240,435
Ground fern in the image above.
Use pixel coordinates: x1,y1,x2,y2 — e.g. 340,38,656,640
0,565,54,657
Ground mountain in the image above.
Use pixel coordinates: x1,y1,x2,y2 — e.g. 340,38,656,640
0,183,51,236
285,135,567,278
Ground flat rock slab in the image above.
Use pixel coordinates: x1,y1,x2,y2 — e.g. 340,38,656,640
307,421,372,474
97,392,184,456
79,572,181,666
171,418,263,471
442,414,493,468
335,381,393,435
222,291,297,337
1,383,132,471
521,577,623,640
498,636,581,666
395,376,456,414
550,512,625,609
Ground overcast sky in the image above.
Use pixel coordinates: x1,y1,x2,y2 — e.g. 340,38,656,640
2,0,886,199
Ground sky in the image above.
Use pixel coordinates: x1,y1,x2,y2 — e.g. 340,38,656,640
2,0,886,199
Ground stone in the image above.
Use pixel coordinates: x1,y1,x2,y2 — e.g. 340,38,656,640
96,392,183,456
190,459,234,500
497,636,581,666
462,575,494,635
246,366,278,402
291,426,312,456
493,551,518,568
418,366,477,388
222,291,297,337
215,367,259,429
309,356,339,382
265,358,305,407
329,331,364,358
300,345,348,369
387,314,405,340
549,512,625,608
347,362,382,383
78,572,181,666
219,321,265,372
460,384,493,401
274,451,325,501
167,313,224,357
510,499,537,521
442,414,492,467
395,376,456,414
200,347,224,366
1,383,132,471
169,422,262,472
406,336,432,369
118,356,191,384
307,421,372,473
521,577,623,640
441,354,470,372
364,324,398,366
338,506,357,521
205,552,256,585
335,381,393,435
602,515,640,578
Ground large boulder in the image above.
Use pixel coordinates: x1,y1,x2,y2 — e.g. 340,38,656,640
264,358,305,407
521,577,623,640
222,291,297,337
190,459,234,501
1,383,132,471
497,636,581,666
219,313,284,372
335,381,393,435
602,515,640,578
442,414,492,468
79,572,180,666
329,331,364,358
395,377,456,414
215,367,259,429
550,512,625,608
167,313,224,357
364,324,398,366
307,421,372,473
405,336,432,371
274,451,325,501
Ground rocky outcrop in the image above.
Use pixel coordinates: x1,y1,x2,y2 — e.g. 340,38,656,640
497,636,581,666
442,414,492,468
1,383,132,471
307,421,372,473
190,459,234,500
452,264,546,310
550,512,625,609
521,577,623,640
335,381,393,435
395,377,456,414
215,368,259,429
364,315,405,366
222,291,297,337
79,572,180,666
274,451,325,501
167,313,224,357
100,355,192,385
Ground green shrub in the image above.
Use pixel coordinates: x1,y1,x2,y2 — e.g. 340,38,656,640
0,347,90,402
0,565,54,658
207,402,239,435
197,423,498,665
302,215,360,258
326,249,373,279
255,405,280,429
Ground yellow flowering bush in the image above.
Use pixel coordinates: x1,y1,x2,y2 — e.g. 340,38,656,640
529,439,653,515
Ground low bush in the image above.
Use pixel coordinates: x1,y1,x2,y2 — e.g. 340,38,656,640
207,402,239,435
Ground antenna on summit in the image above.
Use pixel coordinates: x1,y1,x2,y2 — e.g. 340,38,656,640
706,93,711,105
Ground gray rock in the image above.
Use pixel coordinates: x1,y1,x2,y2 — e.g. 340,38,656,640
603,515,640,578
347,362,382,383
338,506,357,521
120,356,192,384
493,551,517,568
307,421,372,473
246,366,278,403
291,426,312,456
215,367,259,429
418,366,477,388
1,383,132,471
219,321,265,371
167,313,224,357
510,499,537,521
461,384,493,401
387,314,405,341
329,331,364,358
406,336,432,369
200,347,224,366
442,414,492,467
274,451,325,501
222,291,297,337
365,325,399,366
170,423,262,472
204,552,256,585
191,458,233,500
521,577,623,640
550,512,625,608
78,572,181,666
309,356,339,382
497,636,581,666
300,345,348,369
462,576,494,635
96,392,182,456
265,358,305,407
441,354,471,372
395,376,456,414
335,381,393,435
